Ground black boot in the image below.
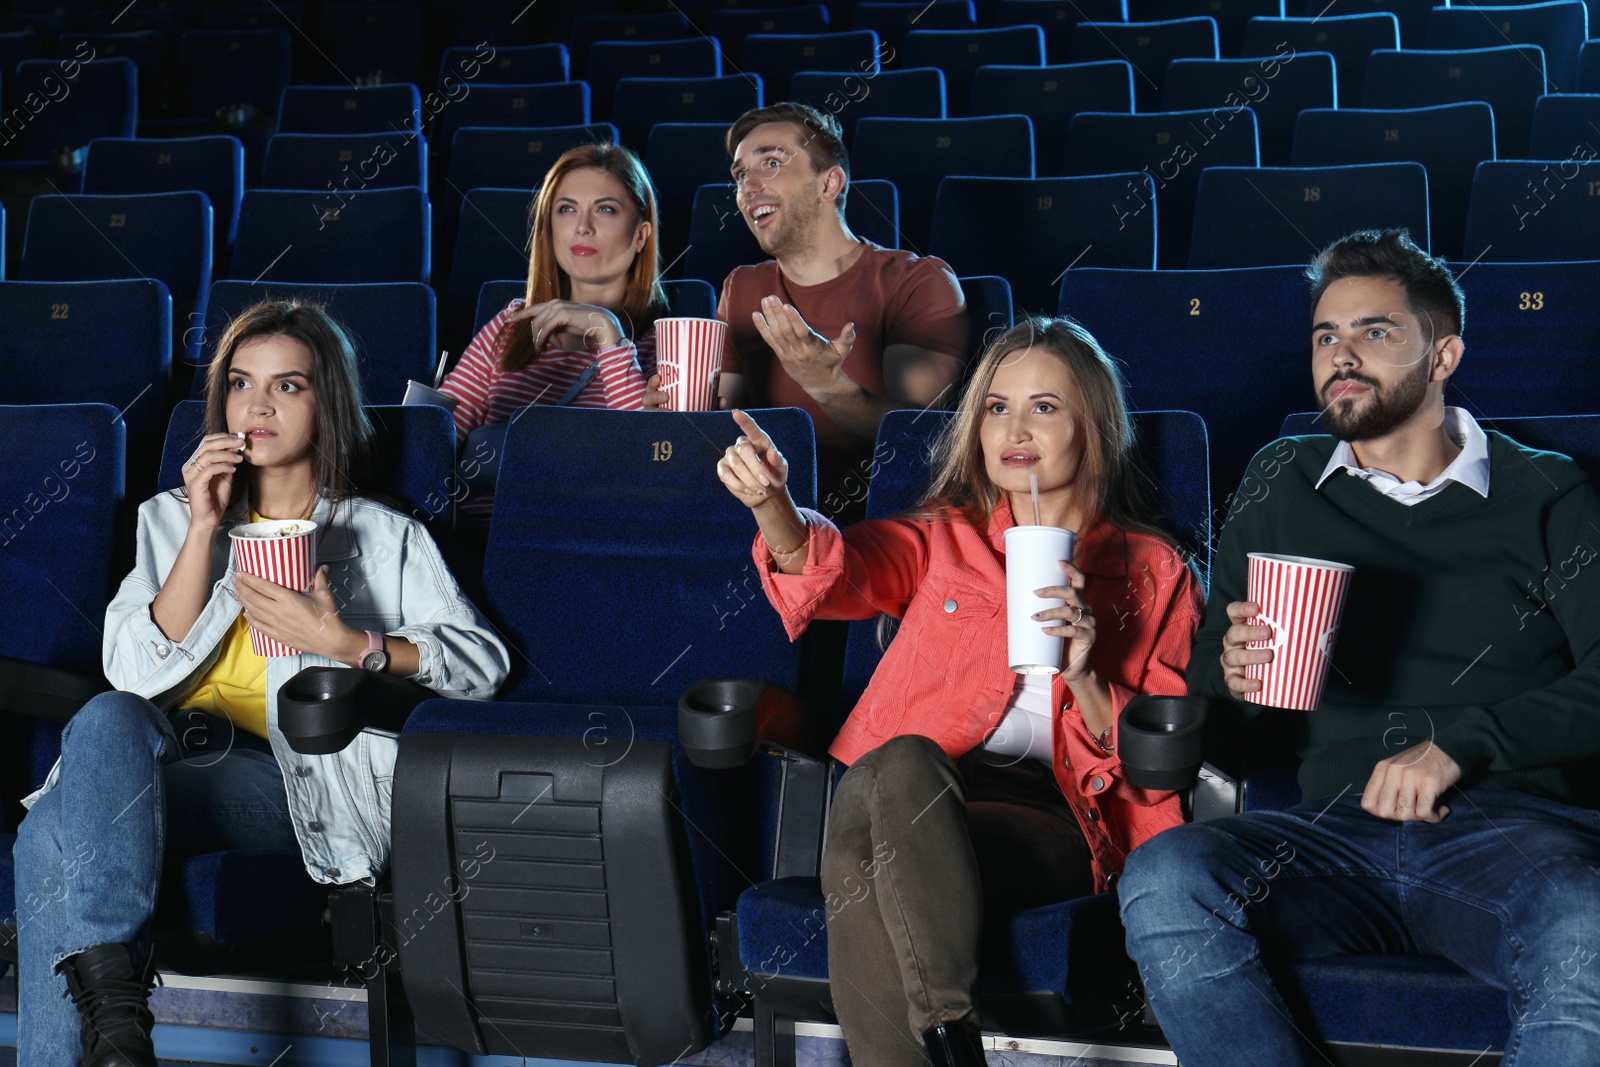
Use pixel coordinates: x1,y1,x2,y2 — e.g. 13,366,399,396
922,1019,987,1067
60,943,158,1067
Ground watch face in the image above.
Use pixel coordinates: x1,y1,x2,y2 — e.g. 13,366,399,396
361,651,388,672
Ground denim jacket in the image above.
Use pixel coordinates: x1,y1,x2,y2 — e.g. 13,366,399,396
24,491,511,886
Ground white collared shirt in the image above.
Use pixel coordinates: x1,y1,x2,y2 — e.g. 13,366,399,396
1314,407,1491,505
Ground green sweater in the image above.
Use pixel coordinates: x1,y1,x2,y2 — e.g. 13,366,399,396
1192,432,1600,804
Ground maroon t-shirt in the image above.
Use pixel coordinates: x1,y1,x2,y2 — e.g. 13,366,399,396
717,242,968,515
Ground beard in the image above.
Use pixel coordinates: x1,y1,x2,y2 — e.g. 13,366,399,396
1320,357,1432,441
749,194,822,260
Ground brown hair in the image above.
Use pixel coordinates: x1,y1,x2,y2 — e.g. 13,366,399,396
200,300,376,510
921,317,1168,543
1306,228,1465,338
515,141,668,371
726,101,850,214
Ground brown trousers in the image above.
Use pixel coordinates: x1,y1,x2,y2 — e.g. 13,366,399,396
822,734,1094,1067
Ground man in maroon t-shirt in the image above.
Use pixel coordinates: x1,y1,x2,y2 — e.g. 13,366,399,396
716,102,969,520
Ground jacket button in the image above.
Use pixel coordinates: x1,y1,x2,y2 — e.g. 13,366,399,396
293,766,309,778
1106,872,1120,889
324,867,341,879
943,599,957,613
1091,776,1106,792
156,644,170,658
1086,809,1100,823
308,821,323,833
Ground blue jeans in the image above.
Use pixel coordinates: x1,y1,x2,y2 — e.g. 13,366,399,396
12,691,298,1067
1119,788,1600,1067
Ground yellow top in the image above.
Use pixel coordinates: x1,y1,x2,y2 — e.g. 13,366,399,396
178,507,301,739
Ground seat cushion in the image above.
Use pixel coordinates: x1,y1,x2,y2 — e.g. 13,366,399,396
737,876,1130,1002
1284,954,1508,1051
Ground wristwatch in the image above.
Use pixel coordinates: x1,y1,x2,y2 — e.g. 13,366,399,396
358,631,389,673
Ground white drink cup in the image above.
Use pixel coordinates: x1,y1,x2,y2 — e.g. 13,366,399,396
402,379,459,410
655,317,726,411
230,520,318,657
1004,525,1077,675
1244,552,1355,711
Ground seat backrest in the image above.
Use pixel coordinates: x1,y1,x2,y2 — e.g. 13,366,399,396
960,274,1015,363
431,82,591,152
444,124,617,224
21,193,212,333
852,0,977,51
1063,108,1259,268
1529,93,1600,160
901,25,1046,112
709,3,831,61
791,68,947,137
645,121,741,271
1068,17,1219,110
996,0,1130,64
158,399,456,536
439,42,568,87
4,57,137,161
1058,266,1309,499
197,280,437,405
82,136,244,248
1362,45,1546,158
1462,160,1600,264
1143,0,1285,53
610,74,763,152
262,131,426,191
1582,39,1600,91
445,187,534,342
278,83,423,135
481,407,818,702
177,28,290,117
1188,162,1431,269
929,174,1158,315
853,114,1034,250
741,30,882,99
0,280,170,455
232,187,431,285
1243,13,1398,105
1441,259,1600,418
472,277,718,338
1425,1,1587,92
1282,413,1600,483
1291,103,1495,260
839,407,1210,708
1162,53,1337,166
682,178,900,289
586,37,722,116
570,10,693,77
969,62,1134,171
56,30,163,99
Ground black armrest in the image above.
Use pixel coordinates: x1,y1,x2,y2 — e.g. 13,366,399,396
277,666,437,755
0,654,110,723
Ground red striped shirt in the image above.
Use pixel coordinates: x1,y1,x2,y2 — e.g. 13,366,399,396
440,300,658,521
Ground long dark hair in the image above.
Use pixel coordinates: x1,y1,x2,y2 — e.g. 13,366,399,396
199,300,376,512
921,316,1172,545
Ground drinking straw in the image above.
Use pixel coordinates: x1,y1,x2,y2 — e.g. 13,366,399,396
1030,473,1041,526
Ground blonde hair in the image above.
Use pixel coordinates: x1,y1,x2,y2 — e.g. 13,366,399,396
507,142,668,371
921,316,1168,543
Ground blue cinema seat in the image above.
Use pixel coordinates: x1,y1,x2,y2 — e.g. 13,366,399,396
902,25,1046,113
1069,17,1220,110
0,57,136,164
710,4,831,61
1059,265,1310,501
996,0,1131,64
586,37,722,118
727,406,1210,1067
790,68,948,138
610,74,763,152
1425,0,1588,92
82,136,244,251
741,29,882,100
1529,93,1600,159
1292,103,1495,261
231,188,431,286
0,403,126,960
853,0,977,51
1362,44,1547,159
437,42,568,86
195,281,437,405
1243,13,1399,106
374,407,820,1065
430,82,592,155
1461,160,1600,264
968,62,1134,174
277,83,423,136
1188,162,1432,268
443,186,534,347
1162,52,1337,166
262,132,426,192
1141,0,1286,56
929,174,1159,315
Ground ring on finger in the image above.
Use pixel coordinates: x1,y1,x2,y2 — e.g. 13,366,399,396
1071,606,1085,624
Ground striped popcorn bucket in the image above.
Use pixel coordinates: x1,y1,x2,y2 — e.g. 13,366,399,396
655,317,727,412
229,520,318,657
1243,553,1355,711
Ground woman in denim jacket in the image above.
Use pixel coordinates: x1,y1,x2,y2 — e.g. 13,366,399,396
13,301,510,1067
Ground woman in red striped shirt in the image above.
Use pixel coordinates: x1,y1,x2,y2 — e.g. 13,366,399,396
440,142,668,522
